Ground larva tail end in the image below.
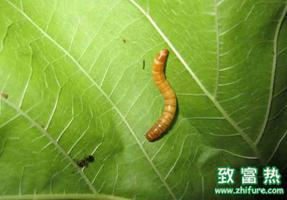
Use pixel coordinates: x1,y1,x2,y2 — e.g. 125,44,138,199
146,132,156,142
145,128,163,142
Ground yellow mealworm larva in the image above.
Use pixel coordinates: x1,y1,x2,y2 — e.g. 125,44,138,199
146,49,177,142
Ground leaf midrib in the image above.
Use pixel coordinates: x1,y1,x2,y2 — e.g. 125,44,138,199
5,1,177,199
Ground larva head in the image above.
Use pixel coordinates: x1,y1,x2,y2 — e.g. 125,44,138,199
153,49,169,72
157,49,169,63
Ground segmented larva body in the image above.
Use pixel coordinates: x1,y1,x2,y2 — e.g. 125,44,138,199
146,49,177,142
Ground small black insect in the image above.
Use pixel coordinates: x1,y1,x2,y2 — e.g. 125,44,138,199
86,155,94,162
76,155,95,168
77,159,88,168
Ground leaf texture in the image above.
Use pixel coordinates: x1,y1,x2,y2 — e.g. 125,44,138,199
0,0,286,199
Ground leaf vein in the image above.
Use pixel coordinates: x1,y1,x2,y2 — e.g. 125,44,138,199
5,1,176,198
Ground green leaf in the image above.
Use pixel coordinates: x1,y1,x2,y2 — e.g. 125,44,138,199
0,0,287,199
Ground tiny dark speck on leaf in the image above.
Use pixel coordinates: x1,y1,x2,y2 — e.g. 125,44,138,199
0,92,8,99
122,38,126,43
142,60,145,70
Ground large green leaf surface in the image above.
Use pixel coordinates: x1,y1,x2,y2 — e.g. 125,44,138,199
0,0,287,199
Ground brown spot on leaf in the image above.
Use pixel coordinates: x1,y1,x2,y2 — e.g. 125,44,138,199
0,92,8,99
